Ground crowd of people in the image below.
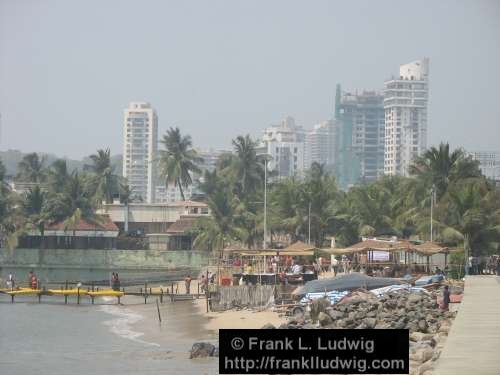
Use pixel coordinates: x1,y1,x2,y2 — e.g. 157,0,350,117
467,255,500,275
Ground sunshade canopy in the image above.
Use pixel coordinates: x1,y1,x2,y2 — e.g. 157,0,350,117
292,272,404,295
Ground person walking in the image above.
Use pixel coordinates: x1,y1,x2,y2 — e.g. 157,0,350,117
6,273,15,290
442,285,451,311
184,275,192,295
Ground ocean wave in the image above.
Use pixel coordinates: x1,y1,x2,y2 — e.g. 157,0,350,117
99,301,160,347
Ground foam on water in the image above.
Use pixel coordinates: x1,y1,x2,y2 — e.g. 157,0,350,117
99,298,160,347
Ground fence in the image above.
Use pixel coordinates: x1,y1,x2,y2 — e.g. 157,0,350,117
210,285,275,311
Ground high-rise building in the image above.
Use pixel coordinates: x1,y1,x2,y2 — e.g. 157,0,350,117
262,116,306,179
305,121,330,168
122,102,158,203
384,58,429,176
469,151,500,181
334,85,385,188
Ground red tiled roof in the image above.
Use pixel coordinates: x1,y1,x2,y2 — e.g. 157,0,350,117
166,217,198,234
46,215,119,232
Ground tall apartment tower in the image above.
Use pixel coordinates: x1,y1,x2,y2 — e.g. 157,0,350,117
262,116,306,179
122,102,158,203
334,85,385,188
305,121,330,169
384,58,429,176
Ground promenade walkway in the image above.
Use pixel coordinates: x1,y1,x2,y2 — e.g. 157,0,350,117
434,276,500,375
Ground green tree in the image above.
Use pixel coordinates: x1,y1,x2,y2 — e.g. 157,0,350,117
84,148,121,204
22,186,48,248
231,135,264,199
158,127,202,201
16,153,46,182
193,184,241,253
46,159,70,194
438,179,500,262
409,142,481,198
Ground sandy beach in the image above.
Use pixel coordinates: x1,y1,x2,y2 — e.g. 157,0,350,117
193,298,287,331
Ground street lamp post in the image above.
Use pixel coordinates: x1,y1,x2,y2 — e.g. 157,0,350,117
308,202,311,245
263,158,267,249
430,185,436,242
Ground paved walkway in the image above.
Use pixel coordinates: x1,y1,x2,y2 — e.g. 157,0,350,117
434,276,500,375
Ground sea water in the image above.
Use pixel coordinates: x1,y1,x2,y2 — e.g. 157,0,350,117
0,295,218,375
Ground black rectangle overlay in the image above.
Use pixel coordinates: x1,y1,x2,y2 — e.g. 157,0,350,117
219,329,409,374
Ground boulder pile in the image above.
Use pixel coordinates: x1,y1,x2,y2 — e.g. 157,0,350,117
267,289,458,375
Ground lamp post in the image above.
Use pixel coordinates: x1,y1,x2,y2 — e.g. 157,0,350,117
308,201,311,245
264,157,267,249
430,185,436,242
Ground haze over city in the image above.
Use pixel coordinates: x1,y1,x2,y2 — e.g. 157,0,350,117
1,0,499,159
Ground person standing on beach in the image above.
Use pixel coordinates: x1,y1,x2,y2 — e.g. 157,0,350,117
442,285,451,311
184,275,192,294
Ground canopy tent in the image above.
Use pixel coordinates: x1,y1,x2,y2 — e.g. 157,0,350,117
292,272,404,296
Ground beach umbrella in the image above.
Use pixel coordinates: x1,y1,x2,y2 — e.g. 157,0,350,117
292,272,404,296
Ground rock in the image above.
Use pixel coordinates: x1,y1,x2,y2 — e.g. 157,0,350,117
363,317,377,329
410,332,434,342
408,294,423,303
327,310,345,320
261,323,276,329
335,319,347,328
318,312,333,327
410,347,434,363
418,360,434,375
310,298,331,322
418,320,428,332
438,322,451,333
190,342,216,359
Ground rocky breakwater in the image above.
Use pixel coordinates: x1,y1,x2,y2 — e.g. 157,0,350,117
269,290,457,375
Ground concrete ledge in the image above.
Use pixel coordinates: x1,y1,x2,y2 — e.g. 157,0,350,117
434,276,500,375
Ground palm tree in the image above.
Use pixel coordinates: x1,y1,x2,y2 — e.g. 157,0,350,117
22,186,47,248
193,186,241,253
158,127,202,201
16,153,46,182
84,148,121,204
409,142,481,198
438,179,500,264
46,159,70,194
231,135,264,199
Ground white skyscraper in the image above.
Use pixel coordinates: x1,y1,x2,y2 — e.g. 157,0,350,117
262,116,306,179
122,102,158,203
305,121,330,169
384,58,429,176
469,151,500,181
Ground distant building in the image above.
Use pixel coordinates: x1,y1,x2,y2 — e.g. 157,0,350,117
469,151,500,181
20,215,119,249
155,149,230,203
384,58,429,176
261,116,306,179
334,85,385,188
122,102,158,203
305,121,335,169
98,201,210,250
155,184,194,204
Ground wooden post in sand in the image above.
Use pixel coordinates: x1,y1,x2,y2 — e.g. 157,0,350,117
156,298,162,323
205,269,209,313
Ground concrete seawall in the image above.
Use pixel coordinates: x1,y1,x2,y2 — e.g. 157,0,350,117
0,248,209,283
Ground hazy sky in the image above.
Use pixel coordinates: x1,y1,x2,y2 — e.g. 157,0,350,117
1,0,499,159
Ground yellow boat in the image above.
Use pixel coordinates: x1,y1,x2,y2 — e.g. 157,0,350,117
48,289,89,296
87,290,124,297
6,289,42,296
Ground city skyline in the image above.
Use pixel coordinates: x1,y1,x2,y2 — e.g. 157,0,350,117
1,0,499,159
